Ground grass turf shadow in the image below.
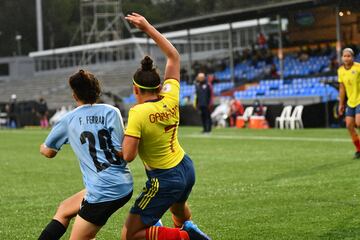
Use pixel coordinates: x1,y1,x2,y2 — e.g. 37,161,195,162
266,160,356,182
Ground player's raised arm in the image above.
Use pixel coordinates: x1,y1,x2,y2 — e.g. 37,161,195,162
125,13,180,81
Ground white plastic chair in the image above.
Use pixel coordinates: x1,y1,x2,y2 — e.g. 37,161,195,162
275,105,292,129
49,106,68,126
211,100,230,128
289,105,304,130
0,112,7,127
241,106,254,122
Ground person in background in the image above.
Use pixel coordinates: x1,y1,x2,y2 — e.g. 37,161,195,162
37,97,49,128
252,99,265,116
195,72,213,134
269,64,279,79
338,48,360,159
257,32,267,49
6,94,17,128
228,97,244,127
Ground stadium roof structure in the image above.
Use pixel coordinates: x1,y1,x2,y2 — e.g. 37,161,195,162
131,0,340,34
29,38,147,58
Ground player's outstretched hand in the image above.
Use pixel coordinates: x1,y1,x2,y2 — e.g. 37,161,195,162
125,13,151,32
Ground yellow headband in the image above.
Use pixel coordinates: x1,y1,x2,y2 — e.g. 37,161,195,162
132,79,160,90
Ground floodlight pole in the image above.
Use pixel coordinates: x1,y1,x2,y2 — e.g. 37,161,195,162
324,81,329,128
335,5,341,65
186,29,193,82
228,22,235,84
146,35,151,55
15,34,22,56
277,14,284,80
36,0,44,51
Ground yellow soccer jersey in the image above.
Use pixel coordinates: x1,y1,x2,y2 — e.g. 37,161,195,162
125,79,185,169
338,62,360,108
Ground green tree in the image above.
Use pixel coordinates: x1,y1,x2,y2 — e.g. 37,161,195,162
0,0,79,57
0,0,37,56
42,0,80,49
0,0,262,57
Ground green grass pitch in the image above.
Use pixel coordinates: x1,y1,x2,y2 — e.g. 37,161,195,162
1,127,360,239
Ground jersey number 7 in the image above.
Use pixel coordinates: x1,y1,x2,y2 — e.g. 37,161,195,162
164,122,177,153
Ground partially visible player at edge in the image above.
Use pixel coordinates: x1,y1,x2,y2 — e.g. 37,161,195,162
338,48,360,159
38,70,133,240
120,13,211,240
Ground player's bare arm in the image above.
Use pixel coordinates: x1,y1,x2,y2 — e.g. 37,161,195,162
125,12,180,81
122,136,139,162
40,143,57,158
339,83,346,116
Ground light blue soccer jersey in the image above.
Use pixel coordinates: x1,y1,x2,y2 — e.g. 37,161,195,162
44,104,133,203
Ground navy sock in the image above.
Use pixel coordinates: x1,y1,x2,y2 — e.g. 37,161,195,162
38,219,66,240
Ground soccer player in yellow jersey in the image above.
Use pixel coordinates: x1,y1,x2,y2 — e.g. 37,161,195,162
120,13,211,240
338,48,360,159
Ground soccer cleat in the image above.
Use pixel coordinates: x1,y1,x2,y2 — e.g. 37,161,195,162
182,220,211,240
354,151,360,159
154,219,163,226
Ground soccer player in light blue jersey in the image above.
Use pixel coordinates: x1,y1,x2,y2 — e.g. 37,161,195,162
38,70,133,240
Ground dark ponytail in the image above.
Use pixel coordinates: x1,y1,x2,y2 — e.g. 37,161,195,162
69,69,101,104
133,56,161,93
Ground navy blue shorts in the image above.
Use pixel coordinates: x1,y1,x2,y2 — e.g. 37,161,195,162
345,104,360,117
130,154,195,226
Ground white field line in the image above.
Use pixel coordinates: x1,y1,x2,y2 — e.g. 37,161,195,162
181,134,350,143
0,130,46,134
0,130,351,143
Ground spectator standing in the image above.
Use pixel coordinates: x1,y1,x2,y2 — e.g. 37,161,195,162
257,32,267,49
195,72,213,133
6,94,17,128
37,97,49,128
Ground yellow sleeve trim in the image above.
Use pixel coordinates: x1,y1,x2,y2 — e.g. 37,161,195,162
124,134,141,139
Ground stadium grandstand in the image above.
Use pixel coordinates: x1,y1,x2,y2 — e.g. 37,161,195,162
0,0,359,128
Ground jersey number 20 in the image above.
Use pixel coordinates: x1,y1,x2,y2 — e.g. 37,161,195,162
80,129,124,172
